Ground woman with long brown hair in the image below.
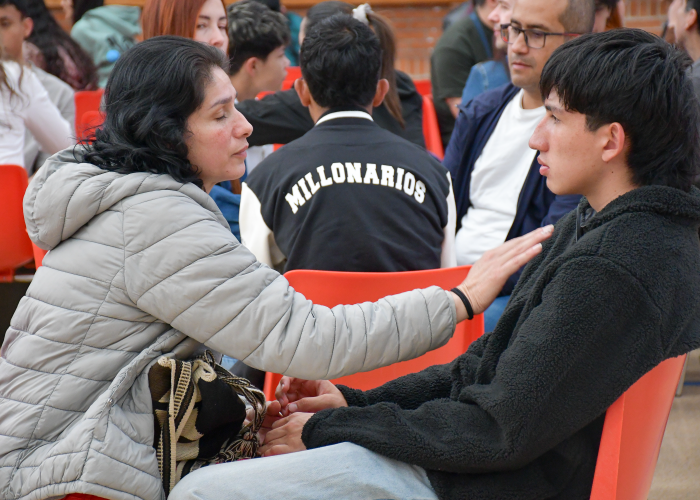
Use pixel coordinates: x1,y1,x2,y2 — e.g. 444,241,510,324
142,0,228,52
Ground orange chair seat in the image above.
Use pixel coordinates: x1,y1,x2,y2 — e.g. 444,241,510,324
263,267,483,400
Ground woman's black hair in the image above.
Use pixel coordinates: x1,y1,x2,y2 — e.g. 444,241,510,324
24,0,98,90
73,0,103,24
540,28,700,192
83,36,229,189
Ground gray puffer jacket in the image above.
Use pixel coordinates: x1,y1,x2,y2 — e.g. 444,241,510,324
0,148,457,500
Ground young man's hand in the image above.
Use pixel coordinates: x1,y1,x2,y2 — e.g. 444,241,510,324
258,412,314,457
276,377,348,416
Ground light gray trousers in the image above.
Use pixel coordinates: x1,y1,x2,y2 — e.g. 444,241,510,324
168,442,439,500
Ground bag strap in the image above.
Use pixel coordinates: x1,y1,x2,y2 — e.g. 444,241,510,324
470,11,493,60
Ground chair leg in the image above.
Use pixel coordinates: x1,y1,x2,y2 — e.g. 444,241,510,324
676,356,689,397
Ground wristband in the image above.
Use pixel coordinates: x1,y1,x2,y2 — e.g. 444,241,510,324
450,287,474,320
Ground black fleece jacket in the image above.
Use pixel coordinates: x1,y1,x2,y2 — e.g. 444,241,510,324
302,186,700,500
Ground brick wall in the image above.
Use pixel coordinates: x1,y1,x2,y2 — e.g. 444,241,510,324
47,0,674,81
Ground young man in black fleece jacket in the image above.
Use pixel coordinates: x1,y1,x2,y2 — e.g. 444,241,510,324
170,30,700,500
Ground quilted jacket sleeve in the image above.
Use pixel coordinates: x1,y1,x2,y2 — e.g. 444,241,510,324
121,192,457,380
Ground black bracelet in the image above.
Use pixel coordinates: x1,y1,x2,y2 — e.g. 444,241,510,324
450,287,474,320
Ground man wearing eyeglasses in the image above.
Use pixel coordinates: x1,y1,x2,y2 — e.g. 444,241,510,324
444,0,595,332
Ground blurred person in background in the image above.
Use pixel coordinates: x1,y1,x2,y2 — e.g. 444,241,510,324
460,0,512,105
227,0,290,170
431,0,498,148
236,1,425,149
63,0,141,87
0,0,75,174
22,0,97,90
668,0,700,100
252,0,302,66
142,0,228,52
594,0,624,32
1,48,72,168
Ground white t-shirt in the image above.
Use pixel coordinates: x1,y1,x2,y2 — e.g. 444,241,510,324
1,61,73,168
455,89,545,265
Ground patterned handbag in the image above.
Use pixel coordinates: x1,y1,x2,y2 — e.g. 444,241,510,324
148,351,266,495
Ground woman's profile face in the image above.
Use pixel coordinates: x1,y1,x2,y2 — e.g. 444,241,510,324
185,66,252,192
194,0,228,53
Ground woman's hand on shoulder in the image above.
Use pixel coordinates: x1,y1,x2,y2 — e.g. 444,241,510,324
454,225,554,320
276,376,348,416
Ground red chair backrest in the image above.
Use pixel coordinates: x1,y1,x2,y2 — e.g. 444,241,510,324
282,66,302,91
74,89,104,131
77,110,106,142
413,79,432,97
263,266,484,400
0,165,33,276
423,94,444,160
64,495,107,500
590,354,687,500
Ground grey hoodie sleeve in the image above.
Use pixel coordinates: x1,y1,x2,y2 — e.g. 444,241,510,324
122,192,456,380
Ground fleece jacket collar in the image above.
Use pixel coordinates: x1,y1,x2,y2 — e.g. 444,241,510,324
576,185,700,242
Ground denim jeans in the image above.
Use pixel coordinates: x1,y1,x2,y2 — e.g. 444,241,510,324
484,295,510,332
169,442,438,500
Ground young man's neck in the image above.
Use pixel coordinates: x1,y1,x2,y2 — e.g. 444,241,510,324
229,72,258,102
683,33,700,63
584,167,638,212
308,102,374,123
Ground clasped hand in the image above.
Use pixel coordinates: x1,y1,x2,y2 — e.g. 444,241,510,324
257,377,347,457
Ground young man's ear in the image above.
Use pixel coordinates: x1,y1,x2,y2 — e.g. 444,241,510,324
243,57,259,77
372,79,390,108
22,16,33,40
686,7,699,32
601,122,627,164
294,78,312,107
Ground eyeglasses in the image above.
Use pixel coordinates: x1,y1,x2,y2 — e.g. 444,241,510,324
500,24,581,49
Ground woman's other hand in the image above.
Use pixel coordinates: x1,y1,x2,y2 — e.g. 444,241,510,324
258,412,313,457
453,225,554,320
257,400,284,444
276,377,348,416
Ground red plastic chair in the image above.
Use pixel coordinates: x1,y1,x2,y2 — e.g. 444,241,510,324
282,66,302,91
76,110,105,142
64,495,106,500
413,79,432,97
0,165,34,282
74,89,104,131
590,354,687,500
263,266,484,400
423,94,444,160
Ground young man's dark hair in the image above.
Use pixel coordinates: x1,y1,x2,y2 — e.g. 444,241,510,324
541,28,700,192
300,13,382,110
0,0,27,16
227,0,290,74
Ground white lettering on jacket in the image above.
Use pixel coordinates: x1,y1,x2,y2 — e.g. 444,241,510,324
284,163,428,213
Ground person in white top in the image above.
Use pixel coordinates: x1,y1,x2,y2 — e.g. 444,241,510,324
0,0,75,173
444,0,596,331
0,59,72,168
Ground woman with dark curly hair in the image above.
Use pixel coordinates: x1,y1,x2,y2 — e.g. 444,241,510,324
0,36,545,499
22,0,98,90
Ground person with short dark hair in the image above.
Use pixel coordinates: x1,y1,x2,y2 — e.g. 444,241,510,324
227,0,290,102
251,0,302,65
170,28,700,500
445,0,594,331
240,14,457,273
431,0,498,147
